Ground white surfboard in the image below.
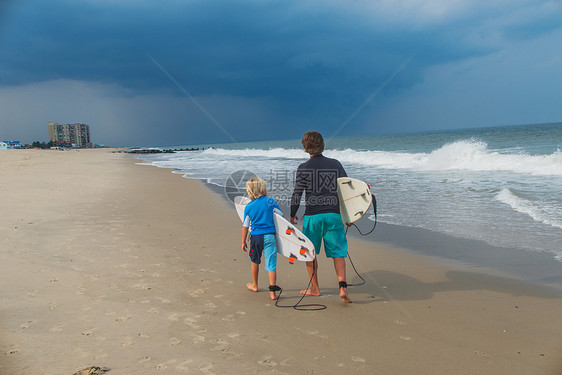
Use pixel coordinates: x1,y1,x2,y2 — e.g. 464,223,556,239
234,196,315,263
337,177,373,225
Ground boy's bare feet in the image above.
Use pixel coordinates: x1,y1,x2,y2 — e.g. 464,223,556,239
300,288,321,296
269,285,281,300
246,283,258,292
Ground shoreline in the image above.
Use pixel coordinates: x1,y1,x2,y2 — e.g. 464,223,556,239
201,178,562,292
2,149,561,374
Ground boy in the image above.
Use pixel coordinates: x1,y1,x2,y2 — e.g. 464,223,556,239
290,131,352,303
241,177,283,300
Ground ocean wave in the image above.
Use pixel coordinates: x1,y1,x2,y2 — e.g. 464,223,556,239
202,147,307,159
202,140,562,176
496,188,562,229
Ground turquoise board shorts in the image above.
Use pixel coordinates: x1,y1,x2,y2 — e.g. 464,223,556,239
303,213,348,258
249,234,277,271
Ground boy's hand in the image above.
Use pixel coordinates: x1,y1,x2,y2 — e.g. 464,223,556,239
242,242,248,252
290,216,298,224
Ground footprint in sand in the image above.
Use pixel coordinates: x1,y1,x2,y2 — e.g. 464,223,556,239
133,284,152,291
19,321,35,329
184,318,200,330
258,355,277,367
188,289,205,297
192,335,205,344
155,360,176,370
351,357,366,363
199,363,214,373
212,338,229,351
168,313,183,321
4,345,19,355
138,356,152,363
222,315,235,322
116,315,131,322
49,323,65,333
170,338,182,346
82,328,98,336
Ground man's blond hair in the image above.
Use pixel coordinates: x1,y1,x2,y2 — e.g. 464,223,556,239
246,177,267,200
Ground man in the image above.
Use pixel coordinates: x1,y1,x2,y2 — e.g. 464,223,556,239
290,131,351,303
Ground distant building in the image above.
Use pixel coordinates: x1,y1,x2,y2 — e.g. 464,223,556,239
0,141,7,150
48,122,92,148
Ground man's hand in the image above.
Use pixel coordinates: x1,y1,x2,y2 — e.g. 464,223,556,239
242,242,248,252
290,216,298,224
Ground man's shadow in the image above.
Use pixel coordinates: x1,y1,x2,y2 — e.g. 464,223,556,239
348,269,562,303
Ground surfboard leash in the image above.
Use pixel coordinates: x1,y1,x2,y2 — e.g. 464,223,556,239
345,193,377,287
347,193,377,236
346,251,366,287
273,271,327,311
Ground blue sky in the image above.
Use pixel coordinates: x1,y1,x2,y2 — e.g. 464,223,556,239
1,0,561,146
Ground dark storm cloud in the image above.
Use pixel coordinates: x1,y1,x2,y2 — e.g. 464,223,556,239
0,0,491,104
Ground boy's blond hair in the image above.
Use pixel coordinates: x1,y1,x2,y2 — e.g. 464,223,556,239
246,177,267,200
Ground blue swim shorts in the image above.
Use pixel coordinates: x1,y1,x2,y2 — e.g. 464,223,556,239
303,213,348,258
249,233,277,271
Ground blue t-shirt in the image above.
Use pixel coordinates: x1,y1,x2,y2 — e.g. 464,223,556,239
243,196,282,235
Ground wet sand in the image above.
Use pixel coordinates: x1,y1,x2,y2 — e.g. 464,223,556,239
1,149,561,374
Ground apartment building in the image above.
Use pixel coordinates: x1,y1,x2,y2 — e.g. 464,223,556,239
48,122,92,148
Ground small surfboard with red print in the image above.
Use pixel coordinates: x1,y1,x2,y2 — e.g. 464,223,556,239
234,196,316,263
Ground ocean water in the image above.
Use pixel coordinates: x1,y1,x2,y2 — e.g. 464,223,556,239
137,123,562,262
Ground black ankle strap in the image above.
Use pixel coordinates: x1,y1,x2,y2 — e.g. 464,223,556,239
339,281,347,289
269,285,282,292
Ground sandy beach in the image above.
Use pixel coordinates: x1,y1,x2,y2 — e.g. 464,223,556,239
1,149,561,375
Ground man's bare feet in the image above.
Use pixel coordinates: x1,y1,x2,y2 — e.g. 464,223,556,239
300,288,321,296
339,281,352,303
340,288,352,303
246,283,258,292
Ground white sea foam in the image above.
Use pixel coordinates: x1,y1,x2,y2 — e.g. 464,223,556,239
202,147,307,159
139,126,562,262
496,188,562,229
202,140,562,176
